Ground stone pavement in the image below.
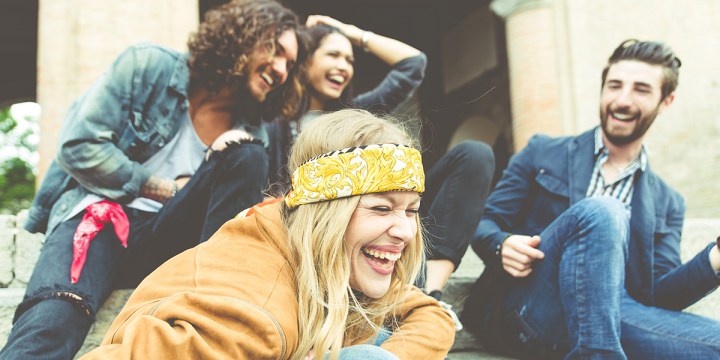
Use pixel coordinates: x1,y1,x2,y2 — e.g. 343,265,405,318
1,211,719,359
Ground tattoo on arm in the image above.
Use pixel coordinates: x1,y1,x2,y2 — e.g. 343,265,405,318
140,176,175,203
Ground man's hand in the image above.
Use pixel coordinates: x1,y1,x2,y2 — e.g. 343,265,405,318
709,241,720,273
175,176,191,191
501,235,545,277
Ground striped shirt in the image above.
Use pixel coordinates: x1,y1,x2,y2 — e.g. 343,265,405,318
585,127,647,205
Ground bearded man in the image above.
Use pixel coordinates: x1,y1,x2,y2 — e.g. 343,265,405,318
461,39,720,359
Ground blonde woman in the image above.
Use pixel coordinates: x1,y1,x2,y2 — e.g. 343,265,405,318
82,109,455,360
266,15,495,300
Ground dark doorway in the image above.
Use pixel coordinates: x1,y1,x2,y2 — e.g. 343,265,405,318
0,0,38,107
199,0,511,169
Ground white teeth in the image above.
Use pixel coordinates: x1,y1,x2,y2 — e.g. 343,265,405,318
328,74,345,84
261,73,274,86
612,112,634,120
363,248,401,261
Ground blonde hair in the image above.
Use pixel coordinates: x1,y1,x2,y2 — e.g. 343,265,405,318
283,109,424,359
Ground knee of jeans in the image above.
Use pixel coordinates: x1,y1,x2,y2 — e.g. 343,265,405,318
451,141,495,174
13,288,95,324
216,138,266,158
575,197,630,243
338,344,399,360
209,129,253,151
213,141,269,182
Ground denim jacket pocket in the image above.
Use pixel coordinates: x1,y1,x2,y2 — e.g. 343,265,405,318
118,111,159,162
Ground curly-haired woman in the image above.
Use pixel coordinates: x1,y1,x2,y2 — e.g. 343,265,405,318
82,109,455,359
0,1,305,359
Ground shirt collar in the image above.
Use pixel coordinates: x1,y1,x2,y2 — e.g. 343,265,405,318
168,53,190,97
593,127,648,172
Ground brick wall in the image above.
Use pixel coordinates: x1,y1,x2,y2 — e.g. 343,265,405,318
559,0,720,217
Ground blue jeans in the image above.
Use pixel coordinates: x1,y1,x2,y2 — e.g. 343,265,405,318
420,141,494,277
0,142,268,360
477,197,720,359
335,329,398,360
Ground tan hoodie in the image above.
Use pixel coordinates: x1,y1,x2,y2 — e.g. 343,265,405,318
81,201,455,359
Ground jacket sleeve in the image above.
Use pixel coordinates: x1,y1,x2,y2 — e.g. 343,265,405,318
351,53,427,112
380,287,455,360
79,292,288,360
55,45,153,202
652,193,720,309
471,135,541,270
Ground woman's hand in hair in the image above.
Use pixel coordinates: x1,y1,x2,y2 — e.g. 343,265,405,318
306,15,421,66
306,15,363,46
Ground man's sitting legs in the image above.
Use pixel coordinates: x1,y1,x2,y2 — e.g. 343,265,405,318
620,294,720,358
498,197,630,359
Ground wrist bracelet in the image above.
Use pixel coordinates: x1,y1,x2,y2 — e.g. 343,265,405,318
360,31,373,52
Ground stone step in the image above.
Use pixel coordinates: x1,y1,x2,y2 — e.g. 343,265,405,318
1,218,719,359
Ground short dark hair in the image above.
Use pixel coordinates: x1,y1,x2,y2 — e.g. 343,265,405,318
601,39,681,100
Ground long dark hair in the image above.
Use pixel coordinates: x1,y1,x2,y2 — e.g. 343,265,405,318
298,24,355,114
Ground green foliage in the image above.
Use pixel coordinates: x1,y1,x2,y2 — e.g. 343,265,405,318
0,107,17,133
0,157,35,214
0,106,36,214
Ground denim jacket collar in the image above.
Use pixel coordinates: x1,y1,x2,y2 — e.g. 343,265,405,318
168,53,190,98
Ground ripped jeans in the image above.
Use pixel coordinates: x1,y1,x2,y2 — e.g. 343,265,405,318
0,142,268,360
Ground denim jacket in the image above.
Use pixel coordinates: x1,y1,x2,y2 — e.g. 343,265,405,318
25,43,264,234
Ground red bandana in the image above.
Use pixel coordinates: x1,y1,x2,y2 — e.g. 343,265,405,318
70,200,129,283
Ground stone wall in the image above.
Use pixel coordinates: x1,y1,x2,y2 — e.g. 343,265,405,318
0,211,43,289
492,0,720,217
558,0,720,217
36,0,199,181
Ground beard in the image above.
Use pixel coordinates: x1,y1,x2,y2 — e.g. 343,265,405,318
600,105,660,146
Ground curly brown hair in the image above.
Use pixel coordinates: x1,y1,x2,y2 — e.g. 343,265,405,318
187,0,304,118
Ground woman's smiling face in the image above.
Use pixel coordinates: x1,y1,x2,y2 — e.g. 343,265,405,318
306,32,355,105
345,192,420,299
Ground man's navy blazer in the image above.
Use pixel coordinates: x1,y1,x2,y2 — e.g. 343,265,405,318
472,128,719,309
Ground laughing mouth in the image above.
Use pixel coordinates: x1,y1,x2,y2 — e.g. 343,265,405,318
611,111,637,121
261,73,275,87
327,74,346,86
362,247,401,261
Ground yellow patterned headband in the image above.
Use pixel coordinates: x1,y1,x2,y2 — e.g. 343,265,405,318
285,144,425,207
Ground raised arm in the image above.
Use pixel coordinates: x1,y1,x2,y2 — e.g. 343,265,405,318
306,15,426,111
306,15,421,66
